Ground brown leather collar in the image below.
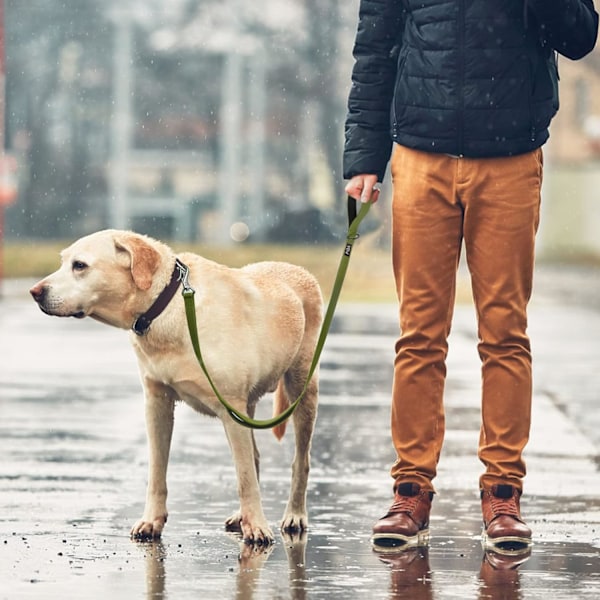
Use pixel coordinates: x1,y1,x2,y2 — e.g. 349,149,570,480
132,258,189,336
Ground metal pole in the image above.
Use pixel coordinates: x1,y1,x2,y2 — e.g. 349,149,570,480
247,46,266,239
109,7,132,230
217,51,243,244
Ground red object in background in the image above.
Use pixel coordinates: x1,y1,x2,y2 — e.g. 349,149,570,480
0,154,17,206
0,0,7,294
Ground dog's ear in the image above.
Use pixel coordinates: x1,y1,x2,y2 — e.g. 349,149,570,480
114,233,160,291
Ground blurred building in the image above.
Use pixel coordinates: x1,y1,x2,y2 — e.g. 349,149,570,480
538,48,600,260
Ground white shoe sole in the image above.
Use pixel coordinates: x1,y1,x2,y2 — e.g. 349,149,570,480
481,530,533,555
371,528,430,553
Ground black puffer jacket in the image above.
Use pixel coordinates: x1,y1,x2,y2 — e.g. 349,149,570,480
343,0,599,181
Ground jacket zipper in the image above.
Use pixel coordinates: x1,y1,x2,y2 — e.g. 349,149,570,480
391,47,408,141
524,8,537,142
457,0,465,156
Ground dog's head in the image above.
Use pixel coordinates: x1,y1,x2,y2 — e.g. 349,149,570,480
30,229,167,329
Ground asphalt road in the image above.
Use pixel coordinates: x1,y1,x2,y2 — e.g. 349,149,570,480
0,267,599,599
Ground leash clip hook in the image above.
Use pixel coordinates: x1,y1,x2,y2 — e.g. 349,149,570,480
176,259,195,296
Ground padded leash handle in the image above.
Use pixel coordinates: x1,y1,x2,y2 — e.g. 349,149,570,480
347,194,358,228
183,196,372,429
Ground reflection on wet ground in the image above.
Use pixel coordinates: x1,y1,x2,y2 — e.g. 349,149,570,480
1,293,599,598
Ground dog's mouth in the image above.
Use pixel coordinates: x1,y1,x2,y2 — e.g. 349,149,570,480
36,303,86,319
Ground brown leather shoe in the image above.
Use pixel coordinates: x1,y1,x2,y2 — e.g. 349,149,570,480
481,484,532,554
371,482,433,551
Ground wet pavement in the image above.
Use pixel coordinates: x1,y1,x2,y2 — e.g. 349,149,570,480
1,268,599,599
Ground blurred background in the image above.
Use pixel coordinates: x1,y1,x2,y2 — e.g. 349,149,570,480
2,0,359,247
1,0,600,262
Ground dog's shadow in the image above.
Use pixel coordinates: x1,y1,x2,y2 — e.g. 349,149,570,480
137,532,308,600
136,540,167,599
228,531,309,600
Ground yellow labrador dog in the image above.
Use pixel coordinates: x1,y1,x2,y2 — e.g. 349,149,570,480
30,229,323,544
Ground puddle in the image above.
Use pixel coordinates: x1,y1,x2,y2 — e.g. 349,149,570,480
1,299,599,598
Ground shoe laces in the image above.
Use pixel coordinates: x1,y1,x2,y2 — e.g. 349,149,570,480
388,491,422,516
489,492,520,519
389,496,419,515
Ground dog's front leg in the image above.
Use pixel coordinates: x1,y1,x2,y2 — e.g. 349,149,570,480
131,381,175,540
222,418,274,545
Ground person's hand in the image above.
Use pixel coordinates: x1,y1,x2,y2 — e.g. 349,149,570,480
345,174,381,204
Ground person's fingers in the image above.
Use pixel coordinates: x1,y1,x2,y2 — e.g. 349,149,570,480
344,177,364,201
369,185,381,204
345,175,380,203
363,182,381,204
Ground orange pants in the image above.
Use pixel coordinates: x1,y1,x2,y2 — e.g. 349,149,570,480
389,144,543,493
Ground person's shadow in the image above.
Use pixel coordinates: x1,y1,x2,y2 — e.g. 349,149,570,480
374,546,531,600
374,547,434,600
478,549,531,599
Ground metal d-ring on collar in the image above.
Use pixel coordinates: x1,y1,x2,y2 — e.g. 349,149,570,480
182,196,372,429
132,258,191,336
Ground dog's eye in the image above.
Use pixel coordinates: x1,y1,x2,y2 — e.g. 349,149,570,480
72,260,88,272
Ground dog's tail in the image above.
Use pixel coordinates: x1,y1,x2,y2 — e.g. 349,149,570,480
272,379,290,441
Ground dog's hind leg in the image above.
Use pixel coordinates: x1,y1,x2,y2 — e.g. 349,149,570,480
280,369,318,533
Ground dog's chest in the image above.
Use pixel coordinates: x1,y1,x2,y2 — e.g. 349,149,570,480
131,337,181,384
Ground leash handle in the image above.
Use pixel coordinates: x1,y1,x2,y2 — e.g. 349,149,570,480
347,195,358,228
183,198,372,429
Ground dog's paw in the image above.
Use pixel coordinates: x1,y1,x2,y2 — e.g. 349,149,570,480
224,511,243,533
241,521,275,546
225,510,274,545
280,512,308,534
130,515,167,541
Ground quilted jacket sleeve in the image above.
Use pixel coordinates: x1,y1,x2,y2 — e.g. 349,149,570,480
343,0,404,181
527,0,599,59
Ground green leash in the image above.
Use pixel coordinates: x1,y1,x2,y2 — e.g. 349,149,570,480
182,197,372,429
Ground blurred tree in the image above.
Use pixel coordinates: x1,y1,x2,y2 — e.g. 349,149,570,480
305,0,345,198
6,0,112,237
5,0,354,240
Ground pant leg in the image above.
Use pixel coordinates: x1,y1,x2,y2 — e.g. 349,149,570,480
459,149,543,492
389,145,464,492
